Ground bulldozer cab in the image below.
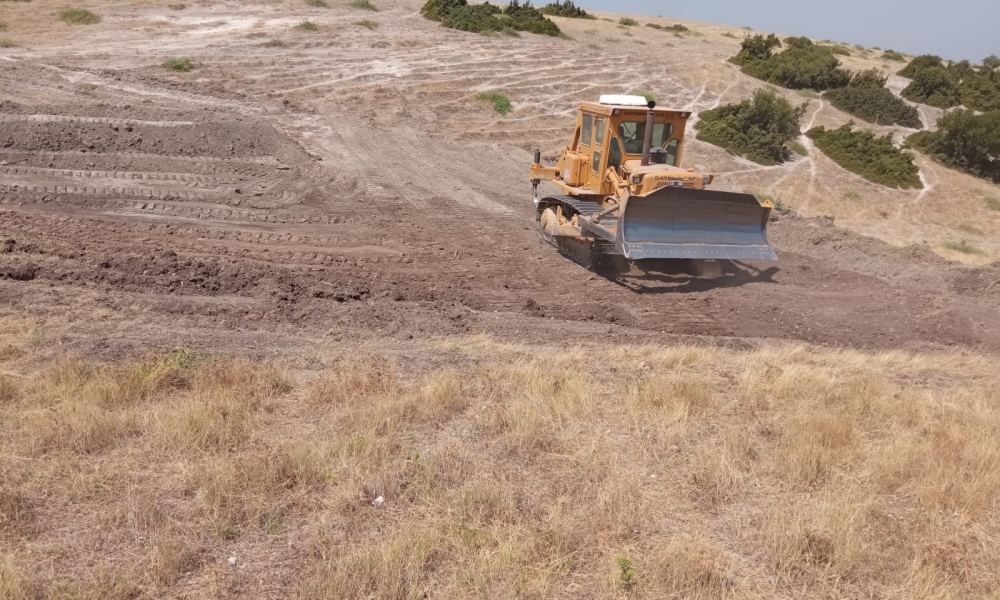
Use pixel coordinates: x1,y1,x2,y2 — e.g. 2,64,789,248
571,97,691,193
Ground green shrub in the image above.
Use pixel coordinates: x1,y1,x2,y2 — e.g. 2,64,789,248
646,23,688,33
0,37,14,48
422,0,561,37
163,57,192,72
958,68,1000,112
167,3,187,9
905,109,1000,183
618,17,638,26
262,38,286,47
695,88,805,165
807,124,921,188
618,556,637,592
539,0,594,19
825,87,921,128
306,0,328,6
901,65,960,108
882,49,905,62
825,45,851,56
823,69,921,128
59,8,100,25
782,36,811,47
731,34,851,90
849,68,888,89
505,1,561,35
898,54,943,78
349,0,378,9
790,140,808,156
730,32,780,63
354,19,378,29
897,54,1000,111
476,91,512,114
295,19,319,30
986,197,1000,211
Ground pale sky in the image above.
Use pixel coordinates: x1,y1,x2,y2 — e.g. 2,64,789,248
580,0,998,62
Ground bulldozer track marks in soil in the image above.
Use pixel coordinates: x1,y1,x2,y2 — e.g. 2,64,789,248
0,114,197,127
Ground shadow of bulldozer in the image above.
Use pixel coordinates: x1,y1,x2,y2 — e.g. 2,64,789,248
597,258,779,294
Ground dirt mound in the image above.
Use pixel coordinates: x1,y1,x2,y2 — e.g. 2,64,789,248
0,121,280,158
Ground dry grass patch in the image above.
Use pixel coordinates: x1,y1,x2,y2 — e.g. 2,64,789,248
58,8,100,25
2,337,1000,597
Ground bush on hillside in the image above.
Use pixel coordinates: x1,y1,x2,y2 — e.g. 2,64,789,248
421,0,561,36
848,68,888,89
825,87,922,128
646,23,688,33
882,50,906,62
898,54,943,78
730,33,780,64
906,109,1000,183
807,124,921,188
538,0,594,19
825,45,851,56
898,54,1000,111
901,65,961,108
505,1,561,35
959,69,1000,112
695,88,805,165
730,34,851,91
822,68,921,128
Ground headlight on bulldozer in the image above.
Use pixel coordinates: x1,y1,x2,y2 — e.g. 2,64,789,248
702,175,712,186
631,175,643,185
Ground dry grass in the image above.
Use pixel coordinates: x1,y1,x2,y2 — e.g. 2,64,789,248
58,8,100,25
2,322,1000,598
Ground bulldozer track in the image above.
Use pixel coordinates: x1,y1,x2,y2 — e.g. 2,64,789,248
0,149,281,167
0,114,197,127
0,210,395,267
0,192,349,225
0,165,248,186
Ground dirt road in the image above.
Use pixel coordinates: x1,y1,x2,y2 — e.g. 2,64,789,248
2,0,999,356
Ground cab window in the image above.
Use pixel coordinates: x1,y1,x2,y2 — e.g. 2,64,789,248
608,138,623,173
663,139,679,166
618,122,674,155
581,114,593,146
595,119,606,145
591,150,602,173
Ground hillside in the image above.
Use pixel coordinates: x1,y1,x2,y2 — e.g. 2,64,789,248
1,0,1000,598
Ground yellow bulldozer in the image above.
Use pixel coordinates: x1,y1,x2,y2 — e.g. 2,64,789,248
530,95,777,271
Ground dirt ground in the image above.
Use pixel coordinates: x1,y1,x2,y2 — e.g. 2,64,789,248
2,0,1000,359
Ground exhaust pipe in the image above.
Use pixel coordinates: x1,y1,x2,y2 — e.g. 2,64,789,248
640,100,656,167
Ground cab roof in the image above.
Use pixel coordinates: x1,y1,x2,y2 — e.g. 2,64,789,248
580,101,691,119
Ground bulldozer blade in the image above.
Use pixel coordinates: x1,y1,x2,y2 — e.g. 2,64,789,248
617,187,778,261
